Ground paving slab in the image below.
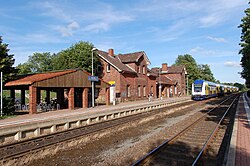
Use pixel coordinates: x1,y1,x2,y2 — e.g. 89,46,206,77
227,93,250,166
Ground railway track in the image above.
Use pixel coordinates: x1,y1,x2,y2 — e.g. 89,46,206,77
0,100,195,164
132,94,239,166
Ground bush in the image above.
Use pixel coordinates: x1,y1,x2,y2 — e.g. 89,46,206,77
2,97,15,116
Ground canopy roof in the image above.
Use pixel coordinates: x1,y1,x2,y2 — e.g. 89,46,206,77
5,69,110,89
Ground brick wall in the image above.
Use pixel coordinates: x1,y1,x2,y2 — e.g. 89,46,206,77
29,86,37,114
97,54,151,102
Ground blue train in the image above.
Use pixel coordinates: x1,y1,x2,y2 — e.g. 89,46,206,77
191,80,239,100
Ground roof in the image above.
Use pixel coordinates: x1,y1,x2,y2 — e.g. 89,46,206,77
150,67,177,85
117,51,151,65
147,68,158,77
152,66,186,74
5,70,76,86
157,75,176,85
163,66,186,74
96,50,137,74
5,69,110,88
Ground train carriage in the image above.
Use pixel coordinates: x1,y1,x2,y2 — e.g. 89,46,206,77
192,79,238,100
191,80,217,100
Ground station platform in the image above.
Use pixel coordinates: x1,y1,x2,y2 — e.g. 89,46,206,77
0,96,190,129
227,93,250,166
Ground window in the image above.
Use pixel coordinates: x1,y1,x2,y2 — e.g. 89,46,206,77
150,86,154,96
97,62,102,73
138,66,141,73
107,64,111,72
143,86,146,97
138,85,141,97
127,85,131,97
142,65,146,74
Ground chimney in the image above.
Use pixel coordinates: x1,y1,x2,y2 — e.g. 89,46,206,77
162,63,168,71
108,49,114,56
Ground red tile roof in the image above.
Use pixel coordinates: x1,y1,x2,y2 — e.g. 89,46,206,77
166,66,185,74
96,50,137,74
5,70,76,86
157,75,175,85
118,51,150,65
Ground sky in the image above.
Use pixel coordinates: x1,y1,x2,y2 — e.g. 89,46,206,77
0,0,248,84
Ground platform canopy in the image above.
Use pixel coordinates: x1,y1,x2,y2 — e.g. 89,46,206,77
5,69,110,89
4,69,110,114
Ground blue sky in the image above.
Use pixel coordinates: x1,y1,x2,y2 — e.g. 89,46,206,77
0,0,248,84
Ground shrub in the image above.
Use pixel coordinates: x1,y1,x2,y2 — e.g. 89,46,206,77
2,97,15,116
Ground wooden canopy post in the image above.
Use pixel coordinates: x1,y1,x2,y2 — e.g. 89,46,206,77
21,89,25,106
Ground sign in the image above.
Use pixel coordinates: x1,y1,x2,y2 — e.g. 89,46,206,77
88,76,99,82
108,81,115,85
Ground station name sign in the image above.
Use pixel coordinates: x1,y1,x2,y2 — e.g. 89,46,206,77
88,76,99,82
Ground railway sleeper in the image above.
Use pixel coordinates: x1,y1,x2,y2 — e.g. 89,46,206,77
152,154,195,165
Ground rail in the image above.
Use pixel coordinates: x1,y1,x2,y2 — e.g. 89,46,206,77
0,99,195,164
132,94,238,166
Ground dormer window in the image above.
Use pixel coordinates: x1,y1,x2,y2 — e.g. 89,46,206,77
107,64,111,72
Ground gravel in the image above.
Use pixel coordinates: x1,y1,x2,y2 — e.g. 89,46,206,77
26,100,210,166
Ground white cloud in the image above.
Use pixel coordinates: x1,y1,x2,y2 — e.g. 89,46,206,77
32,1,133,34
199,13,224,27
83,22,109,33
207,36,227,43
189,46,237,58
224,61,241,67
57,21,80,37
33,1,73,22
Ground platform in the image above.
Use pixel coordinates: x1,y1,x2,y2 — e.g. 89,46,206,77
0,96,190,144
227,93,250,166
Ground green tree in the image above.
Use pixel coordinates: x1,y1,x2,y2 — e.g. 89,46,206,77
198,64,216,82
233,82,247,91
239,7,250,87
16,62,32,75
52,41,96,73
0,36,17,83
174,54,201,93
26,52,53,73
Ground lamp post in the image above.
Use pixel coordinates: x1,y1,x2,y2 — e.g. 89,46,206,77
0,72,3,117
186,74,189,96
159,68,162,100
91,48,97,107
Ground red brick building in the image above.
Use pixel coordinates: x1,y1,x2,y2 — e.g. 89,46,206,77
96,49,156,103
151,63,187,98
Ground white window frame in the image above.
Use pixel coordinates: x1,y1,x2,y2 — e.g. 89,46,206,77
138,85,141,97
107,64,111,72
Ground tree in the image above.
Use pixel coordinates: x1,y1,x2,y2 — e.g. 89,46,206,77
198,64,216,82
0,36,17,83
27,52,53,73
16,62,32,75
52,41,96,73
174,54,201,92
233,82,247,91
239,7,250,87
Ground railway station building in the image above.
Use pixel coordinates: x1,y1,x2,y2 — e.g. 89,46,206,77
151,63,187,98
4,69,110,114
96,49,156,103
95,49,187,102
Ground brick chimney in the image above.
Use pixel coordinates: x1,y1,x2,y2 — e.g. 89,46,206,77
108,49,114,56
162,63,168,71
